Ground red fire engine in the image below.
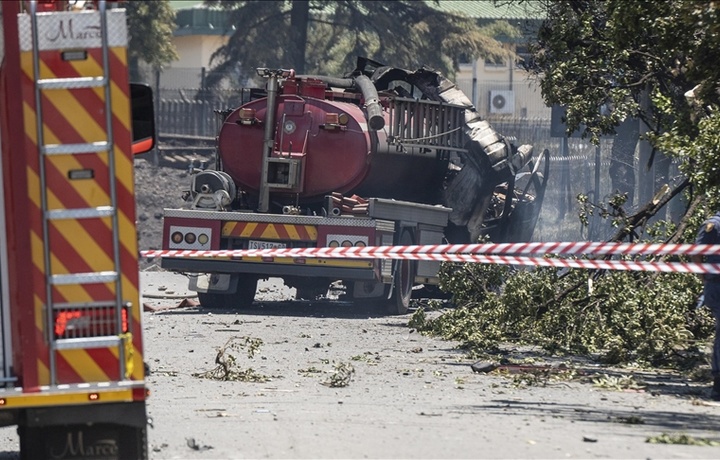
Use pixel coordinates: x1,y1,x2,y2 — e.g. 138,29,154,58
0,1,154,458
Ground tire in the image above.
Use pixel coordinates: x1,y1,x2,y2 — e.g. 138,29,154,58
292,277,332,300
387,230,416,315
198,275,258,309
228,275,258,307
295,284,328,301
197,292,232,309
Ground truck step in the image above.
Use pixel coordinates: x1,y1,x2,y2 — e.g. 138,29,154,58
54,336,122,350
50,271,118,286
46,206,115,220
37,76,106,90
42,141,109,155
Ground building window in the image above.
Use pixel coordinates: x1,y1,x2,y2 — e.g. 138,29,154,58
514,44,534,69
458,52,473,65
484,55,507,69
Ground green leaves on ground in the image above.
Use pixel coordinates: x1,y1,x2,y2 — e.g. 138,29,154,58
646,433,720,446
192,336,270,382
412,260,712,368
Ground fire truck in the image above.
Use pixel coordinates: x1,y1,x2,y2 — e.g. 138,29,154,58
0,1,154,458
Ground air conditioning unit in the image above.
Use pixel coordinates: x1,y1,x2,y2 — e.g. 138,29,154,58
489,90,515,114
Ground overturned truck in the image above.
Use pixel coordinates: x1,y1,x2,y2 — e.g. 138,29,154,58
158,58,549,313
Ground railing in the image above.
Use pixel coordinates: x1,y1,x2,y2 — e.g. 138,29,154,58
158,99,219,137
387,97,468,155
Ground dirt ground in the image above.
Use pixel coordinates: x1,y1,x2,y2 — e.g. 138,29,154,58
1,156,719,459
133,154,192,259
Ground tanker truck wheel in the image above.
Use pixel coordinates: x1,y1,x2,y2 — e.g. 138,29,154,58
388,230,417,315
197,275,258,309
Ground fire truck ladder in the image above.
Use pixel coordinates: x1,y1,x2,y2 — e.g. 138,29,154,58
28,1,129,385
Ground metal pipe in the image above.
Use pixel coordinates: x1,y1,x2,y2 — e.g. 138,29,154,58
353,75,385,131
257,69,282,213
296,75,354,88
296,74,384,130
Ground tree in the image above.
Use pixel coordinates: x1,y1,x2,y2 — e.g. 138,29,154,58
125,0,179,82
522,0,720,215
202,0,519,87
415,1,720,368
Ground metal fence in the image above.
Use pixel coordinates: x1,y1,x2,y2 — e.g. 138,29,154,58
149,67,554,139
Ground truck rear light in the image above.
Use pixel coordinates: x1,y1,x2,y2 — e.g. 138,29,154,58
54,305,129,340
168,225,213,250
237,108,258,125
172,230,209,245
325,234,369,248
134,388,149,401
171,231,183,244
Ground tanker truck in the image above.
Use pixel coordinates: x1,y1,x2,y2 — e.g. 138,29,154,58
156,58,549,314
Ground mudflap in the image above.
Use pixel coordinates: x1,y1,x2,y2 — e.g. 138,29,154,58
18,402,147,460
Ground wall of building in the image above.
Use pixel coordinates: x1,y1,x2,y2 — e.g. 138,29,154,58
171,34,228,69
455,59,550,120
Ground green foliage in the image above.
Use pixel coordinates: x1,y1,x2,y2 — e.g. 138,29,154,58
322,362,355,388
646,433,720,447
192,336,270,382
528,1,720,139
651,110,720,207
202,0,515,86
577,191,630,235
414,260,712,367
592,373,645,391
526,0,720,213
125,0,179,79
445,0,720,372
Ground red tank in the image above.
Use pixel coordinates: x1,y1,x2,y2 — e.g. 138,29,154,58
218,85,373,201
217,78,448,206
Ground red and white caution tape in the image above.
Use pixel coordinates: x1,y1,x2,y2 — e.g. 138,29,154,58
141,242,720,274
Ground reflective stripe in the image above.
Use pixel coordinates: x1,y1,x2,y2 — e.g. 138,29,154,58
42,141,109,155
38,76,106,90
51,272,117,285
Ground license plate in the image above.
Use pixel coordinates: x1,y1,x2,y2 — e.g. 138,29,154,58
248,240,287,250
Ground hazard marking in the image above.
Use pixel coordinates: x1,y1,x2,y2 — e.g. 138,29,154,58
143,242,720,275
19,37,141,384
222,221,317,241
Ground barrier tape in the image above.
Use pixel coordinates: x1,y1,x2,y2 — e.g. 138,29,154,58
141,242,720,274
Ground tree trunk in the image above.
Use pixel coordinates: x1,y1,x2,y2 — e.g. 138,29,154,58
609,117,639,207
288,0,310,74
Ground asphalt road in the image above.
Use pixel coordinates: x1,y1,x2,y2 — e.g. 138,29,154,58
139,271,720,459
1,270,719,459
